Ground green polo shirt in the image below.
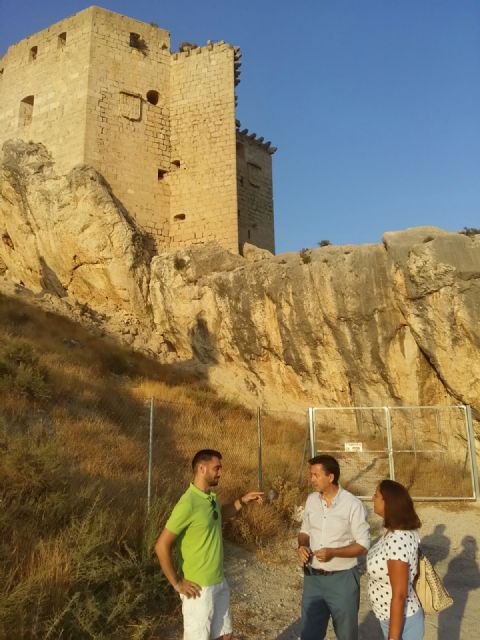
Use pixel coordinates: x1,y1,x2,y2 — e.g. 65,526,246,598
165,483,223,587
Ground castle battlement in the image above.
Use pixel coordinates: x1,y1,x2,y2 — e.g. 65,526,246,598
0,6,275,254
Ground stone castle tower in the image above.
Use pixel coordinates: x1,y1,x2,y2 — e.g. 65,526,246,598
0,6,276,254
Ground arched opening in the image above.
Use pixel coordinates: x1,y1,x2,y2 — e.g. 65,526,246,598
146,90,159,105
19,95,34,127
29,46,38,61
58,32,67,48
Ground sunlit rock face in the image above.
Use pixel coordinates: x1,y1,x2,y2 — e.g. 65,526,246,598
149,228,479,414
1,141,479,415
0,140,151,335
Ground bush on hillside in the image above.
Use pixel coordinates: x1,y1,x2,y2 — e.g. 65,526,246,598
0,429,175,639
0,339,51,399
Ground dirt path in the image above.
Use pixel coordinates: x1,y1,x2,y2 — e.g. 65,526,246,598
159,503,480,639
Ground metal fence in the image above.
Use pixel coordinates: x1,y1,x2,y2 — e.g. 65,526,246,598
146,400,310,508
308,405,479,500
142,400,479,506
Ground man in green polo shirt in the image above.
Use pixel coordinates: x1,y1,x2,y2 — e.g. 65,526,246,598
155,449,263,640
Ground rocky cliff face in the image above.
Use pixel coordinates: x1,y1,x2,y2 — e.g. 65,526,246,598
1,141,479,414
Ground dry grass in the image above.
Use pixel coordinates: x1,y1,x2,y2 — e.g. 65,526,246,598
0,293,306,639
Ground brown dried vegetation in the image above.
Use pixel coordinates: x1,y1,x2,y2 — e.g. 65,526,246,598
0,294,307,639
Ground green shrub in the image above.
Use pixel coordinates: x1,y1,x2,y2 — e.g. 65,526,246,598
0,358,13,377
173,255,187,271
13,363,51,399
0,340,51,399
460,226,480,237
300,248,312,264
5,341,38,366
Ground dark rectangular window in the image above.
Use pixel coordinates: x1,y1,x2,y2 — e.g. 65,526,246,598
19,95,34,126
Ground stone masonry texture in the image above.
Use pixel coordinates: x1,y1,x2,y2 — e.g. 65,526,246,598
0,6,276,253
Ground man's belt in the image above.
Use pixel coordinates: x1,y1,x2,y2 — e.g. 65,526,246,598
303,565,342,576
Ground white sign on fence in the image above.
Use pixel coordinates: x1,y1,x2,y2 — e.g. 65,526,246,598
344,442,363,452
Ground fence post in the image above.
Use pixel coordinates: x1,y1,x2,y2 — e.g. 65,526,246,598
147,397,154,510
308,407,316,457
257,407,263,491
384,407,395,480
464,404,480,500
298,412,311,486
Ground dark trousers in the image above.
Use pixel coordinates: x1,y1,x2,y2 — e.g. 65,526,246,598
301,567,360,640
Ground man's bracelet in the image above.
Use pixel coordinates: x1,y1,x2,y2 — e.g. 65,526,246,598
173,579,182,592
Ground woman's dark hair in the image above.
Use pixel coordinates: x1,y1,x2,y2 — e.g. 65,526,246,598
309,454,340,485
379,479,421,531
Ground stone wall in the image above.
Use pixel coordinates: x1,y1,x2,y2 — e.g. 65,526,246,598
0,10,92,173
237,132,275,253
169,43,238,252
84,7,172,241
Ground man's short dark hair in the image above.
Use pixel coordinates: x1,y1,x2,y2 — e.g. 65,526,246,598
191,449,222,471
309,454,340,485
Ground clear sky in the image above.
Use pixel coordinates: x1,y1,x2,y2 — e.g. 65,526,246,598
1,1,478,253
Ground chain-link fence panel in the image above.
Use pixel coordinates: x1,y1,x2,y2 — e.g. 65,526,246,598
310,405,478,500
151,399,258,505
148,402,312,508
259,407,310,489
311,407,390,497
257,407,311,521
389,406,475,498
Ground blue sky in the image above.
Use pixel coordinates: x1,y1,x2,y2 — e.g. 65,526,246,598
1,1,478,253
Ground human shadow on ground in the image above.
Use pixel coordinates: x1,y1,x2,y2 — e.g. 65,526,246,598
437,535,480,640
358,611,383,639
276,612,384,640
421,524,450,567
275,619,301,640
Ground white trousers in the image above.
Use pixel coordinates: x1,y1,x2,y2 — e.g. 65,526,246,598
180,578,233,640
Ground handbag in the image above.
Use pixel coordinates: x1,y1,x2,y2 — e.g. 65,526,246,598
414,549,453,613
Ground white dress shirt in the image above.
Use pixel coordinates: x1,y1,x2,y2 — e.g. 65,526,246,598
300,486,370,571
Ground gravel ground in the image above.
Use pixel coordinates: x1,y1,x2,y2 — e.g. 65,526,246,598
159,502,480,639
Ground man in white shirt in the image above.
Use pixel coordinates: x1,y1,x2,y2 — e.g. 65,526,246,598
297,454,370,640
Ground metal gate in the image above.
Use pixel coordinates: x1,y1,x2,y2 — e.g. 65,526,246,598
308,405,479,500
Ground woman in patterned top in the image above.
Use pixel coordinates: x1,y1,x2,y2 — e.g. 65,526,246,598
367,480,424,640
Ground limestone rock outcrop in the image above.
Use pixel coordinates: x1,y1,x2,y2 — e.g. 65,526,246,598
0,140,151,337
1,140,479,415
148,233,479,414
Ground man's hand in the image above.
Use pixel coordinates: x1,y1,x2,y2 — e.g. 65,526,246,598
314,547,335,562
174,578,201,599
298,545,311,564
241,491,264,505
223,491,265,520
